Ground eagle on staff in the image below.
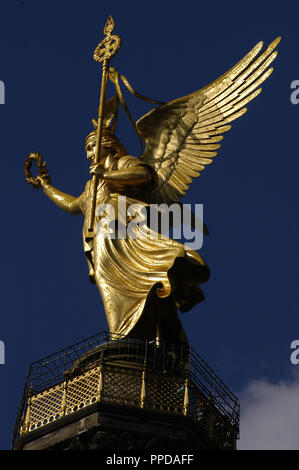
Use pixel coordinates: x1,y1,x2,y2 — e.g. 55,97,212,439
25,17,281,346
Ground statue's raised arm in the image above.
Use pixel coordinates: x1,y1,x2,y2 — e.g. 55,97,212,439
38,178,83,215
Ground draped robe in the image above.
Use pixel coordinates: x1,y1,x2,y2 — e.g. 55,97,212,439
78,154,209,344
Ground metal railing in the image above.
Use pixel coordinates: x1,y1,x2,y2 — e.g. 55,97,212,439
12,331,239,449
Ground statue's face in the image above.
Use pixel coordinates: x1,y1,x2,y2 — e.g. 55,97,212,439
86,138,108,163
86,138,96,161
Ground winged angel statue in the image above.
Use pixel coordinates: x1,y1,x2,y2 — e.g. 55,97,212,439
28,37,280,346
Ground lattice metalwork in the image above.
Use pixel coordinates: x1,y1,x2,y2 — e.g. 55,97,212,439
188,380,238,448
22,383,65,433
101,365,142,407
65,367,101,415
188,380,207,422
146,373,185,414
13,332,240,450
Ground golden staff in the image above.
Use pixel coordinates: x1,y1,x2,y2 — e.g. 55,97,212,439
86,16,121,236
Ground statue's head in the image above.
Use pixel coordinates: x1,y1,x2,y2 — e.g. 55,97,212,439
85,95,126,162
85,127,127,162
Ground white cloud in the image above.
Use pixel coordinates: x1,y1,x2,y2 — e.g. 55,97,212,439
238,373,299,450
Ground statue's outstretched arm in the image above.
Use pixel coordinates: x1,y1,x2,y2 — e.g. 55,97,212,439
38,178,83,215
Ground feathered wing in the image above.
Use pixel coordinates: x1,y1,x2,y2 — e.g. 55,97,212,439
136,37,281,205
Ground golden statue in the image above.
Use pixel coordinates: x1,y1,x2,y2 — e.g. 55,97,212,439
25,17,281,346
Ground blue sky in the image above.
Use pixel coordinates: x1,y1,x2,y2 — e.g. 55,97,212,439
0,0,298,450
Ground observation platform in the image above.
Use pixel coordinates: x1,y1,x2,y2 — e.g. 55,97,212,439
12,331,239,450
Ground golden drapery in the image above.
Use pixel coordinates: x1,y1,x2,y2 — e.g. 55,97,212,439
79,155,209,343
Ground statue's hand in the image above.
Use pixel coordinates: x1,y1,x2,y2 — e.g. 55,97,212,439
24,152,51,189
90,163,105,178
36,175,49,188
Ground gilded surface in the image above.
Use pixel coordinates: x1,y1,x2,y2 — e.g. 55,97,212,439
20,359,238,448
25,17,280,345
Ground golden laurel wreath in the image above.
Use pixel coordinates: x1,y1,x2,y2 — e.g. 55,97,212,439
24,152,51,189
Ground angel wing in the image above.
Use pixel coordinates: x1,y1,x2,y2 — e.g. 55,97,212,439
136,37,281,205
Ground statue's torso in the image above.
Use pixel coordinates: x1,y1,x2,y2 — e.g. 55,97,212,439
80,154,154,255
